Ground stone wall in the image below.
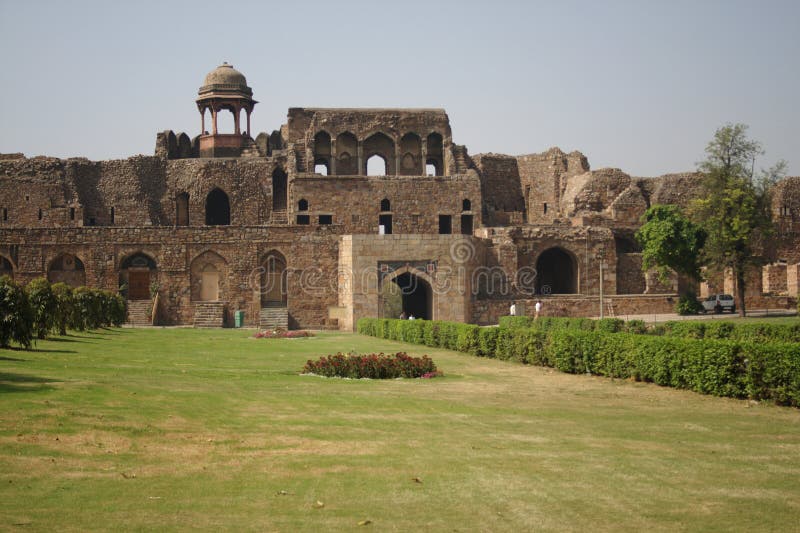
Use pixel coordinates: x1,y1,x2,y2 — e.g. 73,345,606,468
471,154,525,226
516,147,589,224
290,174,482,235
337,234,480,331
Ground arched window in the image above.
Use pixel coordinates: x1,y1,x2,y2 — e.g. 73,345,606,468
427,132,444,176
380,198,391,212
462,199,471,211
364,132,395,176
367,155,387,176
298,199,309,211
313,131,332,174
314,160,329,175
176,192,189,226
205,188,230,226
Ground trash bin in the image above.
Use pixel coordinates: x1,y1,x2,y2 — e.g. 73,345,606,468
234,310,244,328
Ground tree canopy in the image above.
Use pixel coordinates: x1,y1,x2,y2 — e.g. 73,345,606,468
636,204,706,283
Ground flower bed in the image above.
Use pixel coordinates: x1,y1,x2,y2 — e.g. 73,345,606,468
254,329,314,339
302,352,440,379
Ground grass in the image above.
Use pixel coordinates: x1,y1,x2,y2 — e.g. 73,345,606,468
1,328,799,532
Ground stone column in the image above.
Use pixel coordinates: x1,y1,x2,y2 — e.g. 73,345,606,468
246,110,251,138
201,109,205,135
234,107,241,135
357,141,364,175
421,138,428,176
330,138,337,175
212,109,218,135
394,141,400,176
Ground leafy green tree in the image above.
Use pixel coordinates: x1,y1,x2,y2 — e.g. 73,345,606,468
636,204,706,283
26,278,57,339
691,123,785,317
51,282,74,335
0,276,34,349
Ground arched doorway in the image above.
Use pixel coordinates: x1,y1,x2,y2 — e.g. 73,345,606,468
200,264,220,301
205,188,230,225
389,272,432,320
0,255,13,280
120,253,157,300
190,251,227,302
535,248,577,294
260,251,288,306
47,253,86,287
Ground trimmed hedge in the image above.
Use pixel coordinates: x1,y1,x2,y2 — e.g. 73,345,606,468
357,317,800,406
656,320,800,343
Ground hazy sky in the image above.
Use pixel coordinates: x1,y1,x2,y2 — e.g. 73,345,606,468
1,0,797,176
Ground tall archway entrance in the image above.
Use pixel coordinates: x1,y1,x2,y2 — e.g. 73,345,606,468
389,272,432,320
535,247,577,294
260,251,287,307
120,253,157,300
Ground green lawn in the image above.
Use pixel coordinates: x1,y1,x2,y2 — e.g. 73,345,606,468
1,328,799,532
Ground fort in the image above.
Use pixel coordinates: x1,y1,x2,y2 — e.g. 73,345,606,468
1,63,798,329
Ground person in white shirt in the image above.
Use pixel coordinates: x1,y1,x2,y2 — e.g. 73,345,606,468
534,300,542,319
509,301,517,316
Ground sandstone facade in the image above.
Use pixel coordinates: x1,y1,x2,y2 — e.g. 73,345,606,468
1,64,797,328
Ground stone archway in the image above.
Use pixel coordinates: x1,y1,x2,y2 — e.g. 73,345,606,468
120,252,157,300
260,251,288,306
535,247,578,294
384,270,433,320
190,251,228,302
47,253,86,287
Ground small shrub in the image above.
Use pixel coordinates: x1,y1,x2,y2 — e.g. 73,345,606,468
302,352,438,379
25,277,57,339
51,282,74,335
0,276,34,348
624,319,648,334
255,329,314,339
676,293,704,315
596,318,625,333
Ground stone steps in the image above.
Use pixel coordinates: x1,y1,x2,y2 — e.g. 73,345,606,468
126,299,152,326
271,209,288,224
259,306,289,329
193,302,225,328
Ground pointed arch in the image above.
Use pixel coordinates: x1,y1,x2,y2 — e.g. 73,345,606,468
260,249,288,306
205,188,230,225
0,254,14,280
47,253,86,287
190,250,228,301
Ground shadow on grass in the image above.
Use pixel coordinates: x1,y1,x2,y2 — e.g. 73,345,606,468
3,346,77,354
0,372,60,393
0,356,27,362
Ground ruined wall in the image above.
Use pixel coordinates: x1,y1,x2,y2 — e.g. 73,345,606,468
290,173,482,235
471,154,525,226
516,147,589,224
0,226,340,329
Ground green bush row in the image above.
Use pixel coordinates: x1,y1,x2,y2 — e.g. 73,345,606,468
498,315,647,334
0,276,127,349
655,320,800,343
357,317,800,406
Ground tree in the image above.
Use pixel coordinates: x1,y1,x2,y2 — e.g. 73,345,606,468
51,282,74,335
0,276,34,349
26,278,57,339
636,204,706,283
691,123,785,317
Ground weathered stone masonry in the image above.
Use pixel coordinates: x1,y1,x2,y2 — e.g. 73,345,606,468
1,63,797,328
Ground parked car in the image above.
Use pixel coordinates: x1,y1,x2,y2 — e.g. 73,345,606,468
701,294,736,314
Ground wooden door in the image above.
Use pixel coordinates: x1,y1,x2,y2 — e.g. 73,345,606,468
128,270,150,300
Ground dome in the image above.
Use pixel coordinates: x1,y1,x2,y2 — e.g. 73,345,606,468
198,62,252,96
